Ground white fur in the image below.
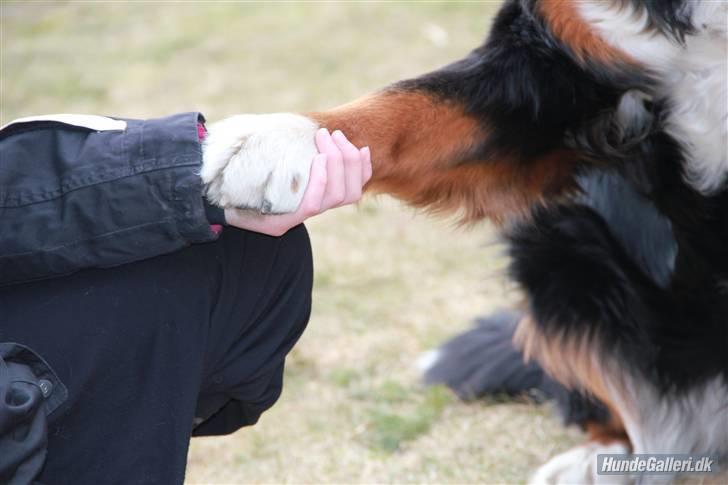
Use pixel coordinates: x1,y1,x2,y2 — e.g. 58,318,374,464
609,375,728,457
574,4,728,476
530,441,633,485
416,349,441,372
579,1,728,193
201,113,319,214
614,89,654,140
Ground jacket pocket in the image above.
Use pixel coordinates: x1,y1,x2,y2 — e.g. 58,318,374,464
0,342,67,485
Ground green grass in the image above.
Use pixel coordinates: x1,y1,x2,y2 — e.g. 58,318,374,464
367,386,452,453
2,1,583,483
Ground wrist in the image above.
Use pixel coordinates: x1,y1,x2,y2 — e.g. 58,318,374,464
198,120,227,229
203,199,227,225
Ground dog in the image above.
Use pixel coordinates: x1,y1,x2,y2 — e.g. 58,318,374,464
200,1,728,482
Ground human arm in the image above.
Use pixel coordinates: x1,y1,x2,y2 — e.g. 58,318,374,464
0,113,370,285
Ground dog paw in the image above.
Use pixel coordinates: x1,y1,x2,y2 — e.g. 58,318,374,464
531,442,632,485
201,113,319,214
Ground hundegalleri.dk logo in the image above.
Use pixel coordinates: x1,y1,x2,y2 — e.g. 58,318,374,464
597,454,719,475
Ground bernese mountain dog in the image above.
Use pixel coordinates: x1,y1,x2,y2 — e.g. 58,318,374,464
202,0,727,482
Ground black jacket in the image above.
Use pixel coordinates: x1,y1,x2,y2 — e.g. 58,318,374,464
0,112,225,286
0,112,228,482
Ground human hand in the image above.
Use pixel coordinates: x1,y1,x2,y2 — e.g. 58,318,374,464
223,128,372,236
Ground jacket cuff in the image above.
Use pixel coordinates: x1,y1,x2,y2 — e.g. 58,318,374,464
204,199,227,225
196,120,227,226
137,112,219,243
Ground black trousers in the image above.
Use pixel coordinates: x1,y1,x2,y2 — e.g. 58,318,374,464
0,225,313,484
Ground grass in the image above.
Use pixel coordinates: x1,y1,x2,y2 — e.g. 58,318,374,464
2,1,582,483
366,386,452,453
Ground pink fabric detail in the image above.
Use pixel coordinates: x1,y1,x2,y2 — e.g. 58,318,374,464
199,121,219,234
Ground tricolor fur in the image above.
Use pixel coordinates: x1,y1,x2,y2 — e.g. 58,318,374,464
203,0,728,481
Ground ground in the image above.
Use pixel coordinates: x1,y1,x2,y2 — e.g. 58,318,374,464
2,2,583,483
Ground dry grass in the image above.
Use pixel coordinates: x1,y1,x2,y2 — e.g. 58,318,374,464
2,1,582,483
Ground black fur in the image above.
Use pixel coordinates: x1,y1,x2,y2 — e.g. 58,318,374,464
626,0,695,42
508,162,726,392
396,0,645,163
415,0,727,440
423,309,612,429
423,310,549,401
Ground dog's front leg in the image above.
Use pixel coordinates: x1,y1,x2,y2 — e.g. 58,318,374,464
201,85,579,222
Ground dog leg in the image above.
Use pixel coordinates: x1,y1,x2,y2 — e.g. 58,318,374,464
531,441,632,485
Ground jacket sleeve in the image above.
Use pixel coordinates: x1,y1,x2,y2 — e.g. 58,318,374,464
0,112,223,286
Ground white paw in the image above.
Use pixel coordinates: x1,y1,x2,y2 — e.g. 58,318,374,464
201,113,319,214
531,442,632,485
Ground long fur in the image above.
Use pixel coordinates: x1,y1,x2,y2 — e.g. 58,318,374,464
329,0,728,468
213,0,728,479
395,0,726,478
421,309,614,431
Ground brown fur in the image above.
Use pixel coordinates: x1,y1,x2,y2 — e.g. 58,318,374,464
514,315,632,449
514,314,628,439
539,0,636,66
584,420,630,447
310,91,578,223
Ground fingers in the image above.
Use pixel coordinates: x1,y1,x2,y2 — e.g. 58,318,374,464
296,153,328,217
315,128,346,208
224,154,328,237
316,127,370,208
225,128,370,237
332,129,363,205
361,146,372,185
